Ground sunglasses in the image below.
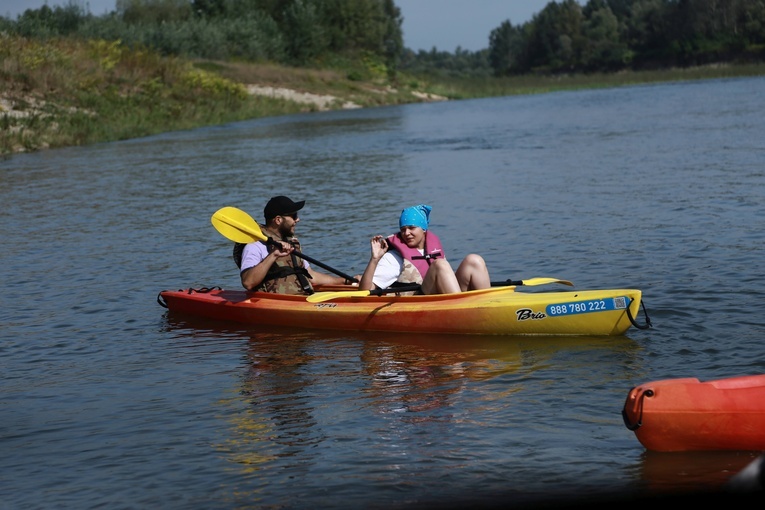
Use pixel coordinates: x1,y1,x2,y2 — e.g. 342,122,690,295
281,212,299,220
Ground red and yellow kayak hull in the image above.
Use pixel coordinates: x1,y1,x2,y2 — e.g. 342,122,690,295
159,285,643,336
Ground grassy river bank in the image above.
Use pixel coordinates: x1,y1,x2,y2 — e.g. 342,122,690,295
2,35,764,156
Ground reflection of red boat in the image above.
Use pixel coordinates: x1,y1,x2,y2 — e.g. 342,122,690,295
622,374,765,452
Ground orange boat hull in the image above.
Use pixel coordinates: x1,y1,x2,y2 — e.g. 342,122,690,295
622,374,765,452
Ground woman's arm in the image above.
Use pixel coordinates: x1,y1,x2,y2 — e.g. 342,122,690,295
359,235,389,290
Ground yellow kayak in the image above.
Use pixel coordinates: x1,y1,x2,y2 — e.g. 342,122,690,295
158,284,648,336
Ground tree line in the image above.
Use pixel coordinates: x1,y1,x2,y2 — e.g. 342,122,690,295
1,0,403,75
486,0,765,76
2,0,763,78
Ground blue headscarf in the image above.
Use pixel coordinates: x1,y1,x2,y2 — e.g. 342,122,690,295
399,204,432,230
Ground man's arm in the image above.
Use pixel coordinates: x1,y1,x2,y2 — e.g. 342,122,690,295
305,266,356,286
240,241,292,291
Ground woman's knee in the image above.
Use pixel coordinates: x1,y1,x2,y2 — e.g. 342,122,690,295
423,259,460,294
462,254,486,269
431,259,454,273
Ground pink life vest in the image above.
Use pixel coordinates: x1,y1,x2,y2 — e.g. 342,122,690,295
386,231,445,280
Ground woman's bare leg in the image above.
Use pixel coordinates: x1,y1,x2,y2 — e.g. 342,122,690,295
455,254,490,291
421,259,461,294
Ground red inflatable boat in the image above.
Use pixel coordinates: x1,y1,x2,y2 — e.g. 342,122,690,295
622,374,765,452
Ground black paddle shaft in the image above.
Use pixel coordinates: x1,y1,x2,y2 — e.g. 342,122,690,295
266,238,358,283
491,279,524,287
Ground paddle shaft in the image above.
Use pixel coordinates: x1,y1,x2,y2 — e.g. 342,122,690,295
492,279,523,286
306,277,573,303
359,278,569,294
267,238,358,283
369,284,421,296
492,277,574,287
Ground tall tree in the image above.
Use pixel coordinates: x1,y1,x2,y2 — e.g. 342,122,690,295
523,0,585,71
739,0,765,44
380,0,403,75
488,20,523,76
625,0,671,66
581,1,630,70
282,0,327,63
191,0,227,18
117,0,193,23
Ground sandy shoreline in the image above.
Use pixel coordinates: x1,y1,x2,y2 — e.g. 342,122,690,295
245,84,447,111
0,84,447,153
1,84,447,121
245,85,363,110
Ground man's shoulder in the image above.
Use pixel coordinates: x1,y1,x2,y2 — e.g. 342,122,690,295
242,241,268,259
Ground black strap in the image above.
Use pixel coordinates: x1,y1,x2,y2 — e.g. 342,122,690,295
389,281,417,288
260,265,310,281
233,242,246,268
412,253,442,261
289,241,314,295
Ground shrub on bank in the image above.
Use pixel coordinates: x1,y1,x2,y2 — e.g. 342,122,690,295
0,34,300,154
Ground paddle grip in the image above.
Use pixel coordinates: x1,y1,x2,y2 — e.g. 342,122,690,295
491,279,523,287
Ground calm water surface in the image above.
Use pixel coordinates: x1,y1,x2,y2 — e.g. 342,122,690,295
2,76,764,508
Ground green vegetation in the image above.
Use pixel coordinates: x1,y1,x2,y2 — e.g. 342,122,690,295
489,0,765,76
0,33,431,154
410,0,765,76
420,62,765,100
1,0,764,155
1,0,404,71
0,35,291,153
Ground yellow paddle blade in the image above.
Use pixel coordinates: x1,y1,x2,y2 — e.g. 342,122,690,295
306,290,372,303
522,277,574,287
211,206,267,244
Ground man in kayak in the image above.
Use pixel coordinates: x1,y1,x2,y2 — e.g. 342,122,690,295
357,204,491,295
236,196,356,293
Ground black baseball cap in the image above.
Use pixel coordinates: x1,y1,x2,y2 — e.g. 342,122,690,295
264,196,305,220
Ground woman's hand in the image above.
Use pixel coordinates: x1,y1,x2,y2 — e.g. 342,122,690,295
358,236,388,291
369,235,387,260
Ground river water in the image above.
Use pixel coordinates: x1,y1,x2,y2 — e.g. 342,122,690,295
2,76,764,508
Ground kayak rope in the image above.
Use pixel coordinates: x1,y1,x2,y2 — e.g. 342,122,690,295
156,286,222,308
626,298,652,330
621,388,654,431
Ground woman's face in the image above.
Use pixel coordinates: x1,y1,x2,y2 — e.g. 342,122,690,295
399,226,425,248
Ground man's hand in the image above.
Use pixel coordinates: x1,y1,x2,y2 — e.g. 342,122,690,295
271,240,294,258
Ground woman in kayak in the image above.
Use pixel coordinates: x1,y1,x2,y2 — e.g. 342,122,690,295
358,204,491,295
